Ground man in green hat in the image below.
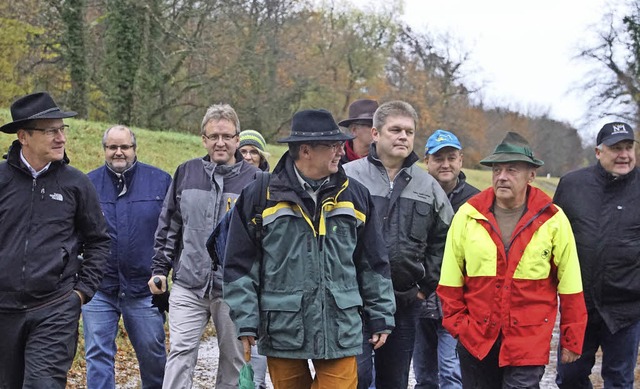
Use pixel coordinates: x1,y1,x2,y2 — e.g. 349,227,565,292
437,132,588,388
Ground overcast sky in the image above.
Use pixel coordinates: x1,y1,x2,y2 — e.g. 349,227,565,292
351,0,625,141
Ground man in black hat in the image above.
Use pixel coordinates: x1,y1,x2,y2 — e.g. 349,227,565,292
438,132,587,389
554,122,640,388
343,101,453,389
338,99,379,163
0,92,110,388
223,109,396,388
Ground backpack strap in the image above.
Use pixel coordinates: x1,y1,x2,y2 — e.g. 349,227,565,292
253,170,270,242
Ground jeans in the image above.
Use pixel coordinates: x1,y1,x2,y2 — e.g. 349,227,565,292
82,290,167,389
162,283,244,389
357,299,418,389
556,312,640,389
413,317,462,389
251,344,268,389
457,340,545,389
0,291,82,389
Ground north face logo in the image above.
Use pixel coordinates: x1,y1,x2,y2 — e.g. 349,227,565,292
49,193,63,201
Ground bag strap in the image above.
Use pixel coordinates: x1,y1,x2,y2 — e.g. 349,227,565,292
253,170,270,242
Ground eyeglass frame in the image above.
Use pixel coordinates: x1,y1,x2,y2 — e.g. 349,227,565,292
25,124,69,137
104,144,136,151
202,133,238,142
239,148,261,156
312,141,346,153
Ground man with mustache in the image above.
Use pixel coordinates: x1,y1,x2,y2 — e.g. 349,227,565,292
343,101,453,389
437,132,587,388
83,125,171,388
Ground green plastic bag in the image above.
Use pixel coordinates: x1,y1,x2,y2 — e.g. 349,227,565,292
238,362,255,389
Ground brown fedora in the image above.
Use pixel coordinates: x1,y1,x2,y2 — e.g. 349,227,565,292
338,99,379,127
0,92,77,134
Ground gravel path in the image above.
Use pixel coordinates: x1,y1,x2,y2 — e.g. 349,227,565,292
120,319,640,388
184,322,567,389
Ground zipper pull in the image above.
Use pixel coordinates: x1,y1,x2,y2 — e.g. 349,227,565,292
41,187,45,200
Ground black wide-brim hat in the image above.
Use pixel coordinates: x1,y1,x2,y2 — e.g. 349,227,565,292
0,92,77,134
278,109,354,143
479,131,544,167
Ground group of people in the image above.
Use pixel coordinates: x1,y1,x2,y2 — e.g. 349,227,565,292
0,91,637,389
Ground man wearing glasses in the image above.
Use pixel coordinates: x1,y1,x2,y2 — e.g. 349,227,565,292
82,125,172,388
149,104,259,388
0,92,110,388
343,101,453,389
224,109,396,388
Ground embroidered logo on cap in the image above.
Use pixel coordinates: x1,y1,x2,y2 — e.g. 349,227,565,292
612,124,628,134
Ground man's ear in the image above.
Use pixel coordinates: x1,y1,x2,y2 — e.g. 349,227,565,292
17,129,28,145
372,127,380,142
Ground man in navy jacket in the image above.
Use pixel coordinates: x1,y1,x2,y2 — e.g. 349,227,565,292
84,125,172,389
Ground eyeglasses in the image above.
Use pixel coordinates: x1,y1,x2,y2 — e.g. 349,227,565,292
105,144,135,151
27,124,69,137
313,141,345,153
240,148,260,156
203,133,238,142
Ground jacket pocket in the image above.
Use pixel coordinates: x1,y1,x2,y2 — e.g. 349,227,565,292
261,292,304,350
330,289,363,349
409,202,431,242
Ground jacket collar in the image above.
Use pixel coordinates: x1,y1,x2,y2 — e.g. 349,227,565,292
451,171,468,196
5,139,68,175
202,150,246,178
595,161,638,183
366,142,419,170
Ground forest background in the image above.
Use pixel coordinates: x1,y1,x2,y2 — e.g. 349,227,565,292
2,0,640,176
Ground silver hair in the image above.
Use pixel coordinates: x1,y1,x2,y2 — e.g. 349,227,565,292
200,104,240,135
102,125,136,147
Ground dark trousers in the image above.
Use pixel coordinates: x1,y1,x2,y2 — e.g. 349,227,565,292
357,299,418,389
556,312,640,389
0,291,82,389
457,340,545,389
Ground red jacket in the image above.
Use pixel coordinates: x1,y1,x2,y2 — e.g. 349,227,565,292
437,186,587,366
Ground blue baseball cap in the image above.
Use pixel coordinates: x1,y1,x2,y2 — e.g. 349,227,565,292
425,129,462,155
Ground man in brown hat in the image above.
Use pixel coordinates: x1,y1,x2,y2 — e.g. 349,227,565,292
223,108,396,388
437,132,587,389
0,92,110,388
554,122,640,388
338,99,379,163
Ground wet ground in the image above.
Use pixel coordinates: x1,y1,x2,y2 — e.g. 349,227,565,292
118,320,640,388
170,322,604,389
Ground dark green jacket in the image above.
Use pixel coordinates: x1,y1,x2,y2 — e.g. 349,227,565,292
223,152,395,359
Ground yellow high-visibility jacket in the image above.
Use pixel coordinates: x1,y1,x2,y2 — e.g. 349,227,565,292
437,186,587,367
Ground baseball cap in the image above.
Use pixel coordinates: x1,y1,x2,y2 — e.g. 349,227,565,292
425,129,462,155
596,122,636,146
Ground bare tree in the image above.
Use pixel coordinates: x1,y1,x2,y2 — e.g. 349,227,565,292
577,1,640,125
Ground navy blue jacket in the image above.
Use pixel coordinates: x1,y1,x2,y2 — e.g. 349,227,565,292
88,162,171,298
